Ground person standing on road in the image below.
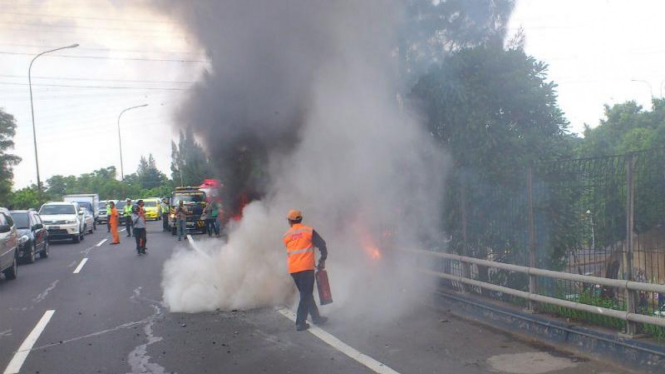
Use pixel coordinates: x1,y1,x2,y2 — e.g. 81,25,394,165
123,198,133,237
282,209,328,331
203,202,215,236
106,202,112,233
211,200,221,236
109,201,120,245
175,200,187,241
132,200,147,254
161,198,170,231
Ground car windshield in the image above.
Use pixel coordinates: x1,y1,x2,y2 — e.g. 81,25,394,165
10,212,29,229
116,201,126,209
144,201,157,207
77,202,93,211
40,205,76,215
98,202,107,209
173,193,205,205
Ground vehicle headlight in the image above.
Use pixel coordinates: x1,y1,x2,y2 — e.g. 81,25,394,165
170,214,175,219
67,220,77,224
19,235,29,244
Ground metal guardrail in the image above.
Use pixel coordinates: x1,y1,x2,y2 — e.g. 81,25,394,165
405,248,665,329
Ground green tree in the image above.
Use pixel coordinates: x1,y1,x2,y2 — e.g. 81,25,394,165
578,98,665,157
411,44,571,269
8,185,40,210
400,0,515,86
137,154,167,189
0,108,21,203
577,98,665,239
412,44,570,180
170,127,214,186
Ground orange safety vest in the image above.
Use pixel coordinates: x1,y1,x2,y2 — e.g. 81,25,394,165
283,224,315,274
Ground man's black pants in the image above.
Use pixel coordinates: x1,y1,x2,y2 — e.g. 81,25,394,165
134,228,146,252
162,214,169,231
125,217,133,237
291,270,320,326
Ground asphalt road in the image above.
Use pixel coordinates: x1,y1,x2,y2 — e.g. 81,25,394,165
0,221,633,374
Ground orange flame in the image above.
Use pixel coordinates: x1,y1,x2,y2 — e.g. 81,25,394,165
366,244,382,260
360,228,382,260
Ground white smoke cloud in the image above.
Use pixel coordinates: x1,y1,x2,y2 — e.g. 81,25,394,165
160,0,449,321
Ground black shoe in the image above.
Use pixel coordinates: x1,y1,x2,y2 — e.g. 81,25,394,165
313,316,328,326
296,323,310,332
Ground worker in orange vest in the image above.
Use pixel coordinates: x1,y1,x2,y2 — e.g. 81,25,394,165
283,209,328,331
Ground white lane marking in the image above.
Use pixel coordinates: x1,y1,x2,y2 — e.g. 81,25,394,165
276,308,401,374
73,258,89,274
3,310,55,374
120,228,126,232
96,238,108,247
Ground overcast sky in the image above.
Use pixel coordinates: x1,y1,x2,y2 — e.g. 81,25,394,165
1,0,664,189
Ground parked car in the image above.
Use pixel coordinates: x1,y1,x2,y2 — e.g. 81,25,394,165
97,200,109,223
10,210,49,263
39,202,85,243
0,207,18,280
143,198,162,221
115,200,129,225
80,207,95,234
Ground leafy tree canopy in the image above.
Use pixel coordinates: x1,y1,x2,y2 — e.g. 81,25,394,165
411,44,571,184
0,108,21,204
170,127,215,187
578,98,665,157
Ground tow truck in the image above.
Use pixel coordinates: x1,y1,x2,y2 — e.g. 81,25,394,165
170,187,207,235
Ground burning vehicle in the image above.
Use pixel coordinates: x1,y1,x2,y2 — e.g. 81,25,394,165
170,187,207,235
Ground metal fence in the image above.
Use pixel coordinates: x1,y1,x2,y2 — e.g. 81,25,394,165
439,147,665,336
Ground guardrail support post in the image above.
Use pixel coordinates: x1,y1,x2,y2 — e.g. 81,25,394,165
624,154,638,336
527,164,537,312
460,174,472,293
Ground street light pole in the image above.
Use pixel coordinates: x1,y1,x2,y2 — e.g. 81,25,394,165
29,43,79,203
117,104,148,180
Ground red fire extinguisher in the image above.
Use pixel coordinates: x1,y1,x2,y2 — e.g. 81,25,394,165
316,269,333,305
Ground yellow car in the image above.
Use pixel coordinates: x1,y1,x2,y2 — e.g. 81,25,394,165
142,198,162,221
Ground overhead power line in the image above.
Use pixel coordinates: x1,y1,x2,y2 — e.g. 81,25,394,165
0,51,208,63
2,10,178,25
2,20,180,34
0,82,189,91
0,74,197,85
0,43,202,56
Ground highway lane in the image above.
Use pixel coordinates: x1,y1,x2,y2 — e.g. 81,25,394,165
0,221,632,373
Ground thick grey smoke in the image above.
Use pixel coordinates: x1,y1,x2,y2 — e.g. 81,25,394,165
158,0,449,320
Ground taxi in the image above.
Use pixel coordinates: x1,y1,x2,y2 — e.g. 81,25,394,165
142,198,162,221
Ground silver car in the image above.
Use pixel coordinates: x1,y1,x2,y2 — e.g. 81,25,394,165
81,208,96,234
0,207,19,280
